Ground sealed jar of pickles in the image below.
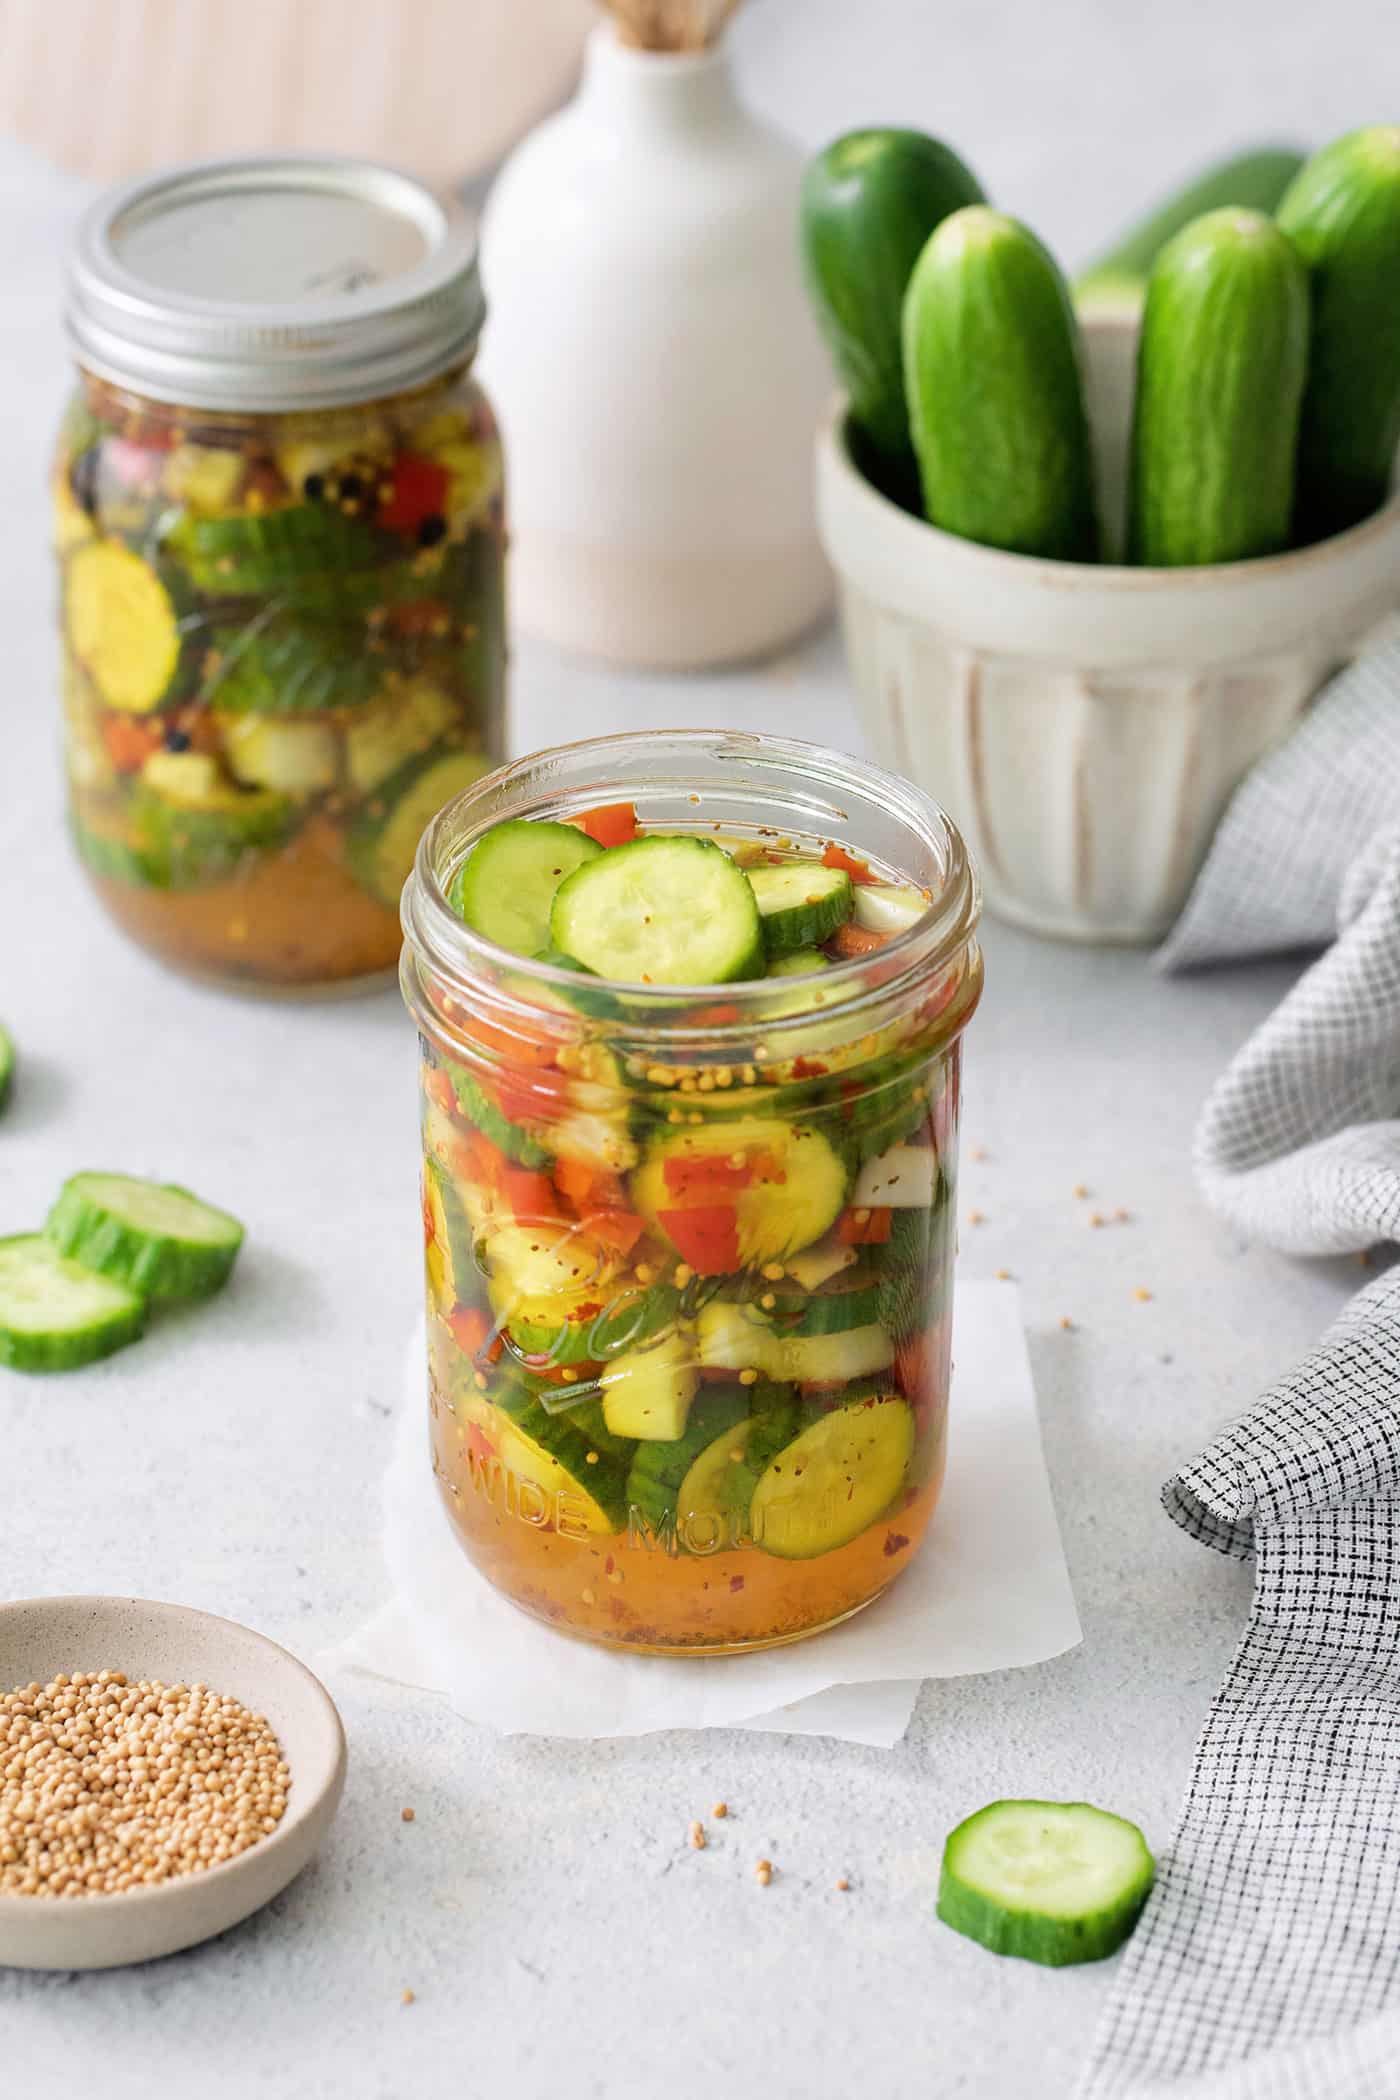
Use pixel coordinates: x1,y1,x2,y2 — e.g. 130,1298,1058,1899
57,156,505,991
401,731,982,1655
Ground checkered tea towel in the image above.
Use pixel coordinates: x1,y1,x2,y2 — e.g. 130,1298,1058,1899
1082,635,1400,2099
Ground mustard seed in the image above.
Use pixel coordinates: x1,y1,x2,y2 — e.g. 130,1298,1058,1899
0,1672,289,1897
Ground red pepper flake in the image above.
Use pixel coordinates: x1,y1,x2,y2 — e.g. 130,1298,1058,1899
882,1532,911,1558
788,1056,829,1081
729,1576,745,1593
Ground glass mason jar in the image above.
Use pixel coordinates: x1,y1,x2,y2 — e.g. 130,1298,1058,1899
401,731,982,1656
56,157,506,992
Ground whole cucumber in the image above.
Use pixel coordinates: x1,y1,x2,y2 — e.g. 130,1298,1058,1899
800,129,985,495
1128,208,1308,567
902,206,1099,561
1278,126,1400,541
1074,145,1305,312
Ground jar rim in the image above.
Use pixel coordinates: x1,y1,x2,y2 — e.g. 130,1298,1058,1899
401,729,981,1048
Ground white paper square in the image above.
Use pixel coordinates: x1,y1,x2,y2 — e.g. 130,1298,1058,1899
327,1283,1079,1743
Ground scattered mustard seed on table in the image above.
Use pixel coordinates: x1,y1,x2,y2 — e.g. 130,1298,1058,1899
401,1807,416,1824
0,1671,289,1897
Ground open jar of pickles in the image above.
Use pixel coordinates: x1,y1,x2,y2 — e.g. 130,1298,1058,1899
401,731,982,1655
57,156,505,991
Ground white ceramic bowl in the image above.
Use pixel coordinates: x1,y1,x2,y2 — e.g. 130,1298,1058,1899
0,1596,346,1971
816,312,1400,943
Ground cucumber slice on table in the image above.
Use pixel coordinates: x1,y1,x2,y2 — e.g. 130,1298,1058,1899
0,1234,147,1373
349,745,495,909
937,1800,1155,1966
452,820,602,958
750,1387,914,1557
45,1172,245,1301
0,1025,13,1113
551,836,765,985
746,862,853,957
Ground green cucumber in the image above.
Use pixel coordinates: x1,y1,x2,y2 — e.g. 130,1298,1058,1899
767,948,832,978
0,1025,13,1113
903,207,1099,561
625,1383,752,1534
751,1386,914,1557
450,1069,553,1167
632,1117,849,1269
747,862,853,957
425,1155,475,1313
470,1375,628,1532
696,1299,894,1383
344,679,458,796
452,819,602,959
1074,145,1306,312
165,503,387,599
759,1263,884,1337
348,744,495,909
0,1234,147,1373
800,129,986,496
937,1800,1155,1966
44,1172,244,1302
131,753,298,888
852,1140,939,1209
551,836,765,986
600,1326,698,1441
509,1282,678,1370
206,616,382,715
220,715,339,796
1278,127,1400,540
1127,208,1309,567
64,541,196,714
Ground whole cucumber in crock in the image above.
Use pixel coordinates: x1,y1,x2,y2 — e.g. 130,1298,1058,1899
1277,126,1400,542
1074,144,1305,312
800,129,985,499
902,207,1099,561
1127,208,1308,567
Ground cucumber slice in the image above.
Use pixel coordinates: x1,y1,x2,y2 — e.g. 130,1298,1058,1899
45,1172,245,1302
551,837,765,986
510,1283,678,1370
165,504,386,599
747,863,853,957
207,617,382,716
853,1141,939,1210
600,1326,698,1441
482,1221,617,1306
751,1389,914,1558
344,679,458,795
65,542,191,714
424,1157,474,1314
348,744,495,910
465,1380,627,1533
450,1069,553,1167
875,1205,949,1342
132,754,298,888
783,1241,858,1292
220,716,340,795
762,1263,884,1336
0,1234,147,1373
0,1026,13,1113
632,1118,849,1269
696,1300,894,1383
452,820,602,960
937,1800,1155,1966
852,883,927,935
767,948,832,977
624,1383,751,1534
672,1382,803,1545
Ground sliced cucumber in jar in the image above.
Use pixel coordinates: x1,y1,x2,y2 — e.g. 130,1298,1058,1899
0,1234,147,1373
766,947,833,978
344,678,458,795
44,1172,244,1303
349,744,494,910
937,1800,1155,1966
65,541,193,715
747,861,854,956
600,1326,699,1441
550,836,765,985
220,716,340,796
696,1300,894,1382
632,1118,849,1271
165,503,387,598
131,752,298,888
449,1070,553,1168
624,1383,751,1534
465,1376,628,1532
451,820,603,959
207,617,382,716
853,1141,940,1210
750,1387,914,1558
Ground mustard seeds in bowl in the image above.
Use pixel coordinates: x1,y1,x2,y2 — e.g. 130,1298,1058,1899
0,1671,290,1898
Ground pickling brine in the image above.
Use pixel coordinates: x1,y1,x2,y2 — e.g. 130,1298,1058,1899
401,732,982,1655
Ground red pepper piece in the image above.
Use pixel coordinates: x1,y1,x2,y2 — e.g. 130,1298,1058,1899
502,1166,561,1221
378,453,452,533
838,1206,893,1246
822,843,879,885
447,1306,491,1358
101,716,164,774
657,1205,741,1275
585,1208,649,1258
662,1153,753,1199
424,1068,457,1116
574,802,639,848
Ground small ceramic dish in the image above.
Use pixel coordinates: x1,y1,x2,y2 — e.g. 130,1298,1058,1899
0,1595,347,1971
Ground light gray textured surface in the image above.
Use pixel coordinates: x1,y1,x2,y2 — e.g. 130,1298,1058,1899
0,7,1381,2086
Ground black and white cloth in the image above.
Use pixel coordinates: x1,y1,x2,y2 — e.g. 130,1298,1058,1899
1081,633,1400,2099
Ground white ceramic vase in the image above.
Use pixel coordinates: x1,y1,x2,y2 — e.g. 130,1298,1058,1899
476,22,832,670
817,312,1400,944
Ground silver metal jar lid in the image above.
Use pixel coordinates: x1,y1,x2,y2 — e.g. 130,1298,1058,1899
65,153,485,413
